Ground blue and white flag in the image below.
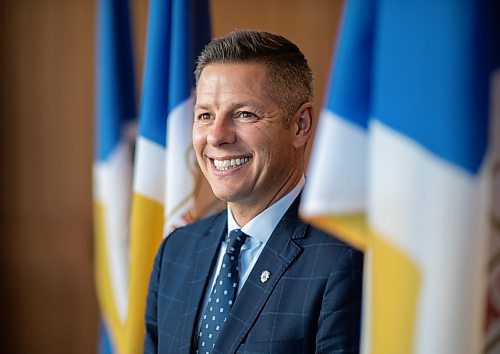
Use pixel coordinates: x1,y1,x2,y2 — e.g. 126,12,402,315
301,1,500,353
93,0,136,351
125,0,212,352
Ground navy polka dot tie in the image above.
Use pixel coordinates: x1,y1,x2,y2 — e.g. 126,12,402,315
197,229,248,353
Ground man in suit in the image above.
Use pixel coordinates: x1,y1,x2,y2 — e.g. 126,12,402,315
144,29,363,354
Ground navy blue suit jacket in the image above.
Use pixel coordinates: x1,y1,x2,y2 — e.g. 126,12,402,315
144,198,363,353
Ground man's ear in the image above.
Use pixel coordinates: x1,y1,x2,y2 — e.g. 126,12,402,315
293,102,314,149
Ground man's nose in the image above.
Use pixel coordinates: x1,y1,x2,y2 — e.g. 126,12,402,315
207,115,236,146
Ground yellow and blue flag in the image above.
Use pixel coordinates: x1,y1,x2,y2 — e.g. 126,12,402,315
93,0,136,352
125,0,212,352
301,1,500,353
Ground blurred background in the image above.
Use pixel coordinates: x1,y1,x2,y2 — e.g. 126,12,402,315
0,0,344,352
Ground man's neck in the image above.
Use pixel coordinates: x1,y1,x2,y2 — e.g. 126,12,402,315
229,172,305,226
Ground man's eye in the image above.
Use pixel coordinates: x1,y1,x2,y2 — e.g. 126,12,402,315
236,111,256,119
196,113,212,121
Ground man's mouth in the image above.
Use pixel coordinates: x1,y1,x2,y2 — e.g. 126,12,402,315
213,157,251,171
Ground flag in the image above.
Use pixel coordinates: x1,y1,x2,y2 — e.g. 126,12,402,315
300,1,500,353
124,0,212,352
98,321,115,354
93,0,136,351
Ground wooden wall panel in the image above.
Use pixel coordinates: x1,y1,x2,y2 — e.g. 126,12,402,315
0,0,98,353
0,0,343,353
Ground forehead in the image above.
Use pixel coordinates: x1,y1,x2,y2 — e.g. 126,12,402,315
196,63,270,100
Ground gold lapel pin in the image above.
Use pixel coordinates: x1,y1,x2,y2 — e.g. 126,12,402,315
260,270,271,283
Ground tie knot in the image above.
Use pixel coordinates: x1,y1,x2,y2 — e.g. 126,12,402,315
226,229,248,256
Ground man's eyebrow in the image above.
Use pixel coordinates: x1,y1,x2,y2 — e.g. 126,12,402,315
193,103,210,111
194,101,260,111
228,101,259,110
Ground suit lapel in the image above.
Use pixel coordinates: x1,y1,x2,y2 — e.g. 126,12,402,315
214,198,308,353
178,212,227,353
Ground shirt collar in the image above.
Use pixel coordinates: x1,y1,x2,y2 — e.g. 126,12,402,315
227,176,305,243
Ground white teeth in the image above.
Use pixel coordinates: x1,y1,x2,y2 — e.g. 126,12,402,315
214,157,250,170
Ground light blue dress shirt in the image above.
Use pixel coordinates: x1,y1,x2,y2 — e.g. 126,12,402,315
197,176,305,330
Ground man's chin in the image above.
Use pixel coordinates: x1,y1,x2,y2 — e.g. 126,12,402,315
212,192,233,203
209,181,253,204
211,189,241,204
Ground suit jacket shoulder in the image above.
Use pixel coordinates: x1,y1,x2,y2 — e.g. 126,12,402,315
144,210,228,353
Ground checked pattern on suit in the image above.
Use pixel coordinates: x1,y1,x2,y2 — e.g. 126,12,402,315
144,205,363,353
197,229,248,353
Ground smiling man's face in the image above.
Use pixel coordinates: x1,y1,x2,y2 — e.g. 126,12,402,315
193,63,304,222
